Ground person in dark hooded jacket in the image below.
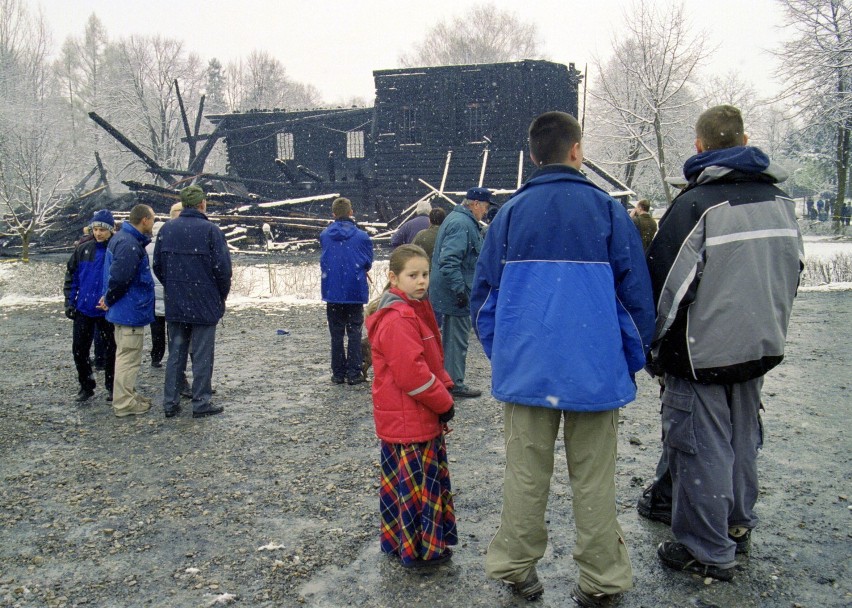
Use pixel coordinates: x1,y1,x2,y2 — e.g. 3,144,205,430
643,105,803,582
319,197,373,385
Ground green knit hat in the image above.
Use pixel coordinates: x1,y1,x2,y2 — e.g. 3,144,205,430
180,185,205,207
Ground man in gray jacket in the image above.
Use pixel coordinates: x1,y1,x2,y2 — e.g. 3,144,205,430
647,105,803,581
430,187,493,399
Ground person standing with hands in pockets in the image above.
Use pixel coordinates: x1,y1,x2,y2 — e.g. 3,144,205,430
366,244,457,569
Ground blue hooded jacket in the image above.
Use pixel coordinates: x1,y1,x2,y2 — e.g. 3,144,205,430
319,217,373,304
471,165,655,411
103,222,155,327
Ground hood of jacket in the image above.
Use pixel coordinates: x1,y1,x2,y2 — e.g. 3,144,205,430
683,146,787,185
325,217,359,241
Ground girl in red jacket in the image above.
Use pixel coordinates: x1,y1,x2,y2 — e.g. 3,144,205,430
366,244,457,568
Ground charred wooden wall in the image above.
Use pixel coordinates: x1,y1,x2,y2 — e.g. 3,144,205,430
209,60,580,220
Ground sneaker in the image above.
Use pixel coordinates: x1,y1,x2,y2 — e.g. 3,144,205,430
571,583,620,607
450,385,482,399
164,405,181,418
347,374,366,386
657,541,735,582
114,400,151,418
506,567,544,601
192,404,224,418
75,387,95,403
729,527,751,555
331,376,345,385
637,484,672,525
150,360,162,368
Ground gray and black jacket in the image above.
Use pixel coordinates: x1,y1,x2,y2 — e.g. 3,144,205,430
646,146,804,384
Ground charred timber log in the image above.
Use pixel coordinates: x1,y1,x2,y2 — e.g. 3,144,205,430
274,158,298,184
296,164,324,183
88,112,177,185
174,80,196,164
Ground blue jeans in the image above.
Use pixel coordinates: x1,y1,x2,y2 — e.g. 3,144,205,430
441,313,471,388
326,303,364,381
164,322,216,412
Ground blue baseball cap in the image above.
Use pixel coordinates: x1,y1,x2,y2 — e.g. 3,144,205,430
466,187,495,204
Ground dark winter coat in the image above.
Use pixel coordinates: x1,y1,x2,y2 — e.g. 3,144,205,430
412,225,440,270
153,208,232,325
103,223,155,327
367,288,454,444
471,165,655,412
390,214,431,248
632,212,658,251
64,238,110,318
319,217,373,304
647,146,804,384
429,204,482,316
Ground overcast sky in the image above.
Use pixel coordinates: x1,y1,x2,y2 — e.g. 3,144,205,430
34,0,788,103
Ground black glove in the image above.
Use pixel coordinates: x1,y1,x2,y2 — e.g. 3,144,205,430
455,292,469,309
64,307,76,320
438,404,455,424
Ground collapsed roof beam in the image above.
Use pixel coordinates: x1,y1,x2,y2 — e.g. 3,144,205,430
87,112,177,185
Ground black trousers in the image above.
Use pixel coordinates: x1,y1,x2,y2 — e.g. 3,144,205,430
150,315,166,363
326,303,364,381
72,314,116,393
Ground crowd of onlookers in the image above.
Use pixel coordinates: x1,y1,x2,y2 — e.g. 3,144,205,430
63,104,805,607
804,196,852,224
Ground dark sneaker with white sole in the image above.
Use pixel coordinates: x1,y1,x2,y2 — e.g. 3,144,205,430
450,385,482,399
729,527,751,554
657,541,735,582
507,567,544,601
192,404,224,418
571,583,621,607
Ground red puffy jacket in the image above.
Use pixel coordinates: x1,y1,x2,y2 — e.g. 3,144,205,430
367,288,454,443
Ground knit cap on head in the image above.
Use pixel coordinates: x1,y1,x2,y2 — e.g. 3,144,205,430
415,201,432,215
180,185,205,207
90,209,115,232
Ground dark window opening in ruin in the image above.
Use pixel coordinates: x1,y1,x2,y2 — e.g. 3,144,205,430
466,102,490,143
400,106,421,145
347,130,365,158
277,132,294,160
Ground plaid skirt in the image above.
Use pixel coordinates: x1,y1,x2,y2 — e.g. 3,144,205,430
379,433,457,565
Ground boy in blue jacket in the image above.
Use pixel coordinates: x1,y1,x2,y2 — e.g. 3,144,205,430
472,112,655,605
63,209,117,403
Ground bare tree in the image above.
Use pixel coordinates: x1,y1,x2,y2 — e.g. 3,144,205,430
0,116,67,260
399,3,542,67
103,35,203,177
225,51,322,112
773,0,851,230
588,1,710,204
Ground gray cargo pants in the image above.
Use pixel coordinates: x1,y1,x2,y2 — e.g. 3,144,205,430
662,375,763,566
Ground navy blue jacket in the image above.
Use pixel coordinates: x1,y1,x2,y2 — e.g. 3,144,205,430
319,217,373,304
390,214,431,247
103,223,155,327
153,208,232,325
64,238,110,318
471,165,655,411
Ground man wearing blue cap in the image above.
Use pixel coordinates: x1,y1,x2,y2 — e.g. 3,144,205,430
429,187,493,399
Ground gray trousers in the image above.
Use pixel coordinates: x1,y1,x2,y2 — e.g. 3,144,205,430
441,313,471,388
662,375,763,566
164,322,217,412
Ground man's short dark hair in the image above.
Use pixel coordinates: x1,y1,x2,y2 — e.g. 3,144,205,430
636,199,651,212
529,111,582,165
429,207,446,226
128,204,153,225
332,197,352,218
696,105,745,150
